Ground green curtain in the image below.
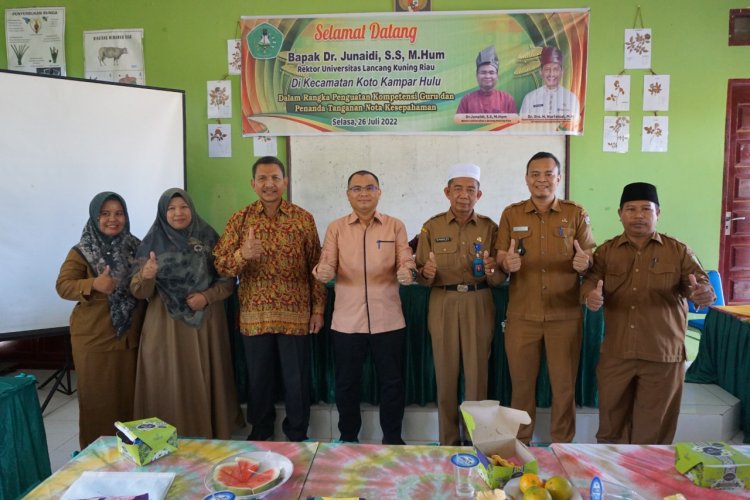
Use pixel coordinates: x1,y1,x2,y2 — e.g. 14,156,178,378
0,374,52,499
686,308,750,444
227,284,603,408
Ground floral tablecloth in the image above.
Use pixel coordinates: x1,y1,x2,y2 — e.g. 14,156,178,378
300,442,566,500
24,437,316,499
551,443,750,499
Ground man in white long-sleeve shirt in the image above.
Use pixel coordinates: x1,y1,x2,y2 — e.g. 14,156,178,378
520,46,580,121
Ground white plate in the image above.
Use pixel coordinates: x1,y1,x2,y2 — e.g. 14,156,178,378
205,450,293,499
503,476,583,500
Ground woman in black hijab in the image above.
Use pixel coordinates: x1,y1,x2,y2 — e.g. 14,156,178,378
56,192,145,448
131,188,240,438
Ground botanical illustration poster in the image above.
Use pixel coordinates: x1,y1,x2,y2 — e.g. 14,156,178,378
642,116,668,152
208,124,232,158
604,75,630,112
208,80,232,119
228,39,241,75
603,116,630,153
253,136,278,157
5,7,66,75
240,9,590,135
83,29,145,84
642,74,670,111
624,28,651,69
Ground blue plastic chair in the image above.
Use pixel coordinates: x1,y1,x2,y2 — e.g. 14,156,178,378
687,270,725,334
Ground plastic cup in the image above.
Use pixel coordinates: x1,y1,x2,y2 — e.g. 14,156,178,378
451,452,479,497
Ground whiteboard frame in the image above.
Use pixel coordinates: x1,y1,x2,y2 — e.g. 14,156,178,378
0,70,186,335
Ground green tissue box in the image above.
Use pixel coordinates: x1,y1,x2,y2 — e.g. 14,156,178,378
675,441,750,490
115,417,178,466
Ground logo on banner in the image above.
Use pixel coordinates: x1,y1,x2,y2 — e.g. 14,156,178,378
247,22,283,60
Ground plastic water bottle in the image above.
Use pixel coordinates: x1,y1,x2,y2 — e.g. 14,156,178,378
472,241,485,278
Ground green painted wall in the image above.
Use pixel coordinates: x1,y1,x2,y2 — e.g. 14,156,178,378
2,0,746,269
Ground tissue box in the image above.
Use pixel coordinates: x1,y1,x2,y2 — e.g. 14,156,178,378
675,441,750,489
115,418,178,466
460,400,538,488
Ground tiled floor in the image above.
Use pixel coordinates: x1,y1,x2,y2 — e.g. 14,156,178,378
14,368,746,473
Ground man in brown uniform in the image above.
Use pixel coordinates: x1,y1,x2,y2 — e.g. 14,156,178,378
496,151,595,444
416,163,504,445
582,182,715,444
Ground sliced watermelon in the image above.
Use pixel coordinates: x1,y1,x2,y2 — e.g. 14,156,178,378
213,457,282,494
243,467,282,494
214,457,260,487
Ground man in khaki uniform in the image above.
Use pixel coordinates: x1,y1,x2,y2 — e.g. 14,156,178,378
496,151,595,444
582,182,715,444
416,163,504,445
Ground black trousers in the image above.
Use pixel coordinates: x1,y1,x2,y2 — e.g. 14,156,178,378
331,329,406,444
242,333,311,441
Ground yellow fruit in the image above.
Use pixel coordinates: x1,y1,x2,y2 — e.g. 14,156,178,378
519,473,544,493
523,485,553,500
544,475,574,500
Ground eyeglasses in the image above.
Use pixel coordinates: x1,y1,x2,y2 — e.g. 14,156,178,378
478,70,497,76
348,185,379,193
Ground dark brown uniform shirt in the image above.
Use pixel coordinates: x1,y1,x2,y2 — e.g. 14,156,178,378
416,210,499,286
496,198,595,321
581,232,709,362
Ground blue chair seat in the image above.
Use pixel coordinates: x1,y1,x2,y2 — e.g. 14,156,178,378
687,270,724,336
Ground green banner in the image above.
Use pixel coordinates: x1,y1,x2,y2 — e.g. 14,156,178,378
241,9,589,136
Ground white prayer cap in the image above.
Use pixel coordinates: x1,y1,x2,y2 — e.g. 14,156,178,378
448,163,481,182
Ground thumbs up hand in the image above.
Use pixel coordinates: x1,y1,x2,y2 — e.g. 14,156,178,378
141,251,159,280
241,227,264,261
502,239,522,273
572,240,590,273
421,251,437,280
585,280,604,311
688,273,716,308
93,265,116,295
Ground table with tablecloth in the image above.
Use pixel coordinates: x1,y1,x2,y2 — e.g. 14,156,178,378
26,438,568,500
27,437,750,499
300,442,566,499
227,284,604,409
685,306,750,443
0,374,51,500
551,442,750,499
23,437,315,499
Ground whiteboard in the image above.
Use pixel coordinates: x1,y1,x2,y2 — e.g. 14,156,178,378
290,135,566,241
0,70,185,334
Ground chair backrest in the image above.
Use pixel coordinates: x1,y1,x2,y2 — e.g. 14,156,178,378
688,270,725,313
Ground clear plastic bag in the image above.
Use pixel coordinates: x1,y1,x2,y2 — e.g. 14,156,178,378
588,476,646,500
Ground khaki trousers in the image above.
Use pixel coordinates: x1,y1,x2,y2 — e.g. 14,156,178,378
596,354,683,444
427,287,495,445
505,317,581,443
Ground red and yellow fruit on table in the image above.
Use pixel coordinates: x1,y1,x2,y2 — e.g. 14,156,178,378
523,485,552,500
544,475,574,500
518,473,544,493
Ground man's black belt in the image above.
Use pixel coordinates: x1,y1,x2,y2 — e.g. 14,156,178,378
439,283,489,292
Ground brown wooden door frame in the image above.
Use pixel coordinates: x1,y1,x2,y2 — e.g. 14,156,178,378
719,79,750,304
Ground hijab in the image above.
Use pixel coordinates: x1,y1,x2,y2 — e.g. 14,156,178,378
136,188,230,327
74,192,140,337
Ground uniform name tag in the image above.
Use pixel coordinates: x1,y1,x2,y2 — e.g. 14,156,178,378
435,236,451,242
512,226,529,232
